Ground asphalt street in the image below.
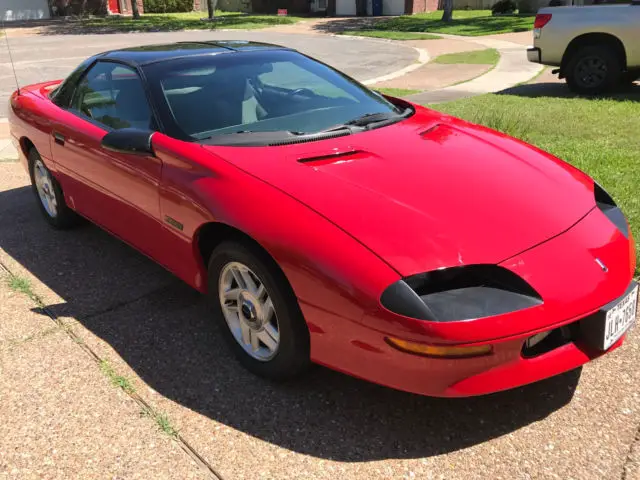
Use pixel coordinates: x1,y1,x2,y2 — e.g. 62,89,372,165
0,30,418,117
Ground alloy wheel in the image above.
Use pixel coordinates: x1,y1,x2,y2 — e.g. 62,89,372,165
33,159,58,218
218,261,280,361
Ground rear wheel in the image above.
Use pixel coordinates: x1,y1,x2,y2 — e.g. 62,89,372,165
207,241,310,380
565,45,622,95
28,148,80,229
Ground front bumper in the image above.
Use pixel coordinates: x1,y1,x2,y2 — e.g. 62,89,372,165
306,296,629,397
527,46,541,64
306,206,635,397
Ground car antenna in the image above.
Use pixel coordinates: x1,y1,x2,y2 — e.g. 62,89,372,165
1,17,20,95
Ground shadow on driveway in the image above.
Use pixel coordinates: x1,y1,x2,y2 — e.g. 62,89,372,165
498,81,640,101
0,184,580,462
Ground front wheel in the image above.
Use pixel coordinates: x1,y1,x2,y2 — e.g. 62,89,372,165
28,148,80,229
565,45,622,95
207,241,310,380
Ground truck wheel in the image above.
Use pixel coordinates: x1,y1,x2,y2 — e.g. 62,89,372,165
565,45,622,95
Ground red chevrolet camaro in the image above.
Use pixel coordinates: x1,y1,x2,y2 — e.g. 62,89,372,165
9,41,637,397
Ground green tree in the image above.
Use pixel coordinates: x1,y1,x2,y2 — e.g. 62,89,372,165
131,0,141,18
441,0,453,22
207,0,216,19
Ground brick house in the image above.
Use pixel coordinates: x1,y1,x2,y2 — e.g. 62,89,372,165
45,0,143,16
329,0,437,15
106,0,145,15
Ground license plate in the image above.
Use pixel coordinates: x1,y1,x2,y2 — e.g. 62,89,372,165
603,285,638,350
581,283,638,351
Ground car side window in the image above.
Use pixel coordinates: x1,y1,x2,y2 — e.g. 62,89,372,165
71,62,153,131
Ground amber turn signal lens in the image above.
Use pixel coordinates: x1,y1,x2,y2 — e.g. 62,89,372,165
386,337,492,358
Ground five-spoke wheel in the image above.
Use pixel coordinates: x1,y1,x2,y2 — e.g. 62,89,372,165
208,242,310,380
33,158,58,219
219,262,280,361
28,147,80,229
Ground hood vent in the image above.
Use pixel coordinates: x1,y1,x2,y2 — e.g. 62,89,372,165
297,150,366,166
418,124,442,138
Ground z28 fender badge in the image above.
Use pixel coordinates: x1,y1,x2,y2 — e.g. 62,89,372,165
164,216,184,231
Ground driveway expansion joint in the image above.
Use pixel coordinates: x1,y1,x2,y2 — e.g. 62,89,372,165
0,259,224,480
621,422,640,480
79,281,182,322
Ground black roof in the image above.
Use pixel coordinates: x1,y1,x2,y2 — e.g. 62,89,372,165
100,41,288,66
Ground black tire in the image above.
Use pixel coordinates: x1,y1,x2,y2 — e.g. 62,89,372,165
207,241,310,380
28,148,80,229
565,45,622,95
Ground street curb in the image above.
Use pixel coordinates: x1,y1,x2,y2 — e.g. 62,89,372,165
308,32,431,85
363,47,429,86
216,29,432,86
405,36,544,104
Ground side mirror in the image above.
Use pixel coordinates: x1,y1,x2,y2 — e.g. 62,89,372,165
101,128,155,156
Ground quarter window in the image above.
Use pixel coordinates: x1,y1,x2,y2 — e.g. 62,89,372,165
71,62,153,131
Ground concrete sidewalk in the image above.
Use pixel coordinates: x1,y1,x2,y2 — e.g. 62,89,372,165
268,18,543,101
406,34,543,104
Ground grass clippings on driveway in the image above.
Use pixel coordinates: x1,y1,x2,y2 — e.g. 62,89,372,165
339,30,441,40
371,10,534,36
434,48,499,65
78,11,301,33
432,93,640,271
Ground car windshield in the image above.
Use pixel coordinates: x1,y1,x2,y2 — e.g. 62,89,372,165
142,49,410,145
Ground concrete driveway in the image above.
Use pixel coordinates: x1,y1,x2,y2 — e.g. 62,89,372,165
1,158,639,479
0,30,418,117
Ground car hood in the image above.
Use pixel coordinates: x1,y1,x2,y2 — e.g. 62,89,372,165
204,107,596,277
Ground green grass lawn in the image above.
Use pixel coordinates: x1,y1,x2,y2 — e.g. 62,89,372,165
339,30,441,40
434,48,499,65
376,87,421,96
79,11,301,32
371,10,534,36
432,94,640,270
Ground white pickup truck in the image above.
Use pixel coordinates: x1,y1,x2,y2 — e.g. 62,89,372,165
527,3,640,94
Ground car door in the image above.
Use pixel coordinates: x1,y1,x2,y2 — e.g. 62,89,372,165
50,60,165,260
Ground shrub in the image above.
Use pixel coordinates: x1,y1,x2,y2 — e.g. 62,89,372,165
144,0,194,13
491,0,517,14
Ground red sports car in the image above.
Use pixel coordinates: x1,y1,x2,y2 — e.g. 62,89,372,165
9,41,637,397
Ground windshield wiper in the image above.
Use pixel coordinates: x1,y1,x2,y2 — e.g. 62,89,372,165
319,107,412,133
197,129,305,141
345,111,400,126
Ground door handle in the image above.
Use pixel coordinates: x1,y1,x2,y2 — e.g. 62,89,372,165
53,132,65,146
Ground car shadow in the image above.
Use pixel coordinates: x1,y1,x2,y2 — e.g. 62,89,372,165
498,81,640,101
0,184,580,462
